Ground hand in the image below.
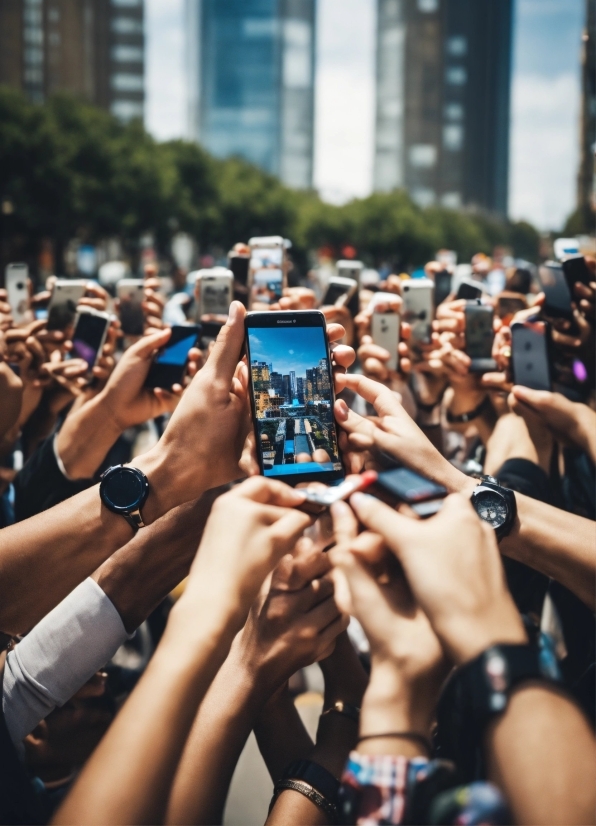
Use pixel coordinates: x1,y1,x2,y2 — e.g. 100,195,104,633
346,492,527,665
334,372,471,493
0,357,23,441
0,289,14,330
277,287,317,311
78,283,109,313
173,478,313,633
143,279,166,330
509,385,596,462
329,501,448,737
235,537,348,695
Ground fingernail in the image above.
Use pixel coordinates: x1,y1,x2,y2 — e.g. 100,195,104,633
335,399,349,420
227,301,239,325
290,488,306,502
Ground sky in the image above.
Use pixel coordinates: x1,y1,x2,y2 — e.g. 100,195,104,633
145,0,585,231
248,327,327,377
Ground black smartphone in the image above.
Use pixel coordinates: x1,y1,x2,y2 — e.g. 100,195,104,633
562,255,593,291
465,302,496,373
495,292,528,323
511,319,552,391
229,255,250,287
200,319,224,349
456,280,483,301
537,263,573,320
369,467,447,518
71,311,110,369
144,325,200,389
434,269,452,306
245,310,344,485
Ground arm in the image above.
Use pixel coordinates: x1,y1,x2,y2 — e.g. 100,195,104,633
254,687,314,783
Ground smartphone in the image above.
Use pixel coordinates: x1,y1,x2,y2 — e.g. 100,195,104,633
144,324,201,389
199,319,224,349
434,269,452,306
537,262,573,320
371,311,400,371
511,319,552,391
196,268,233,317
5,263,30,324
321,276,358,308
337,260,363,283
47,279,87,330
496,292,528,324
369,467,447,518
465,302,496,373
71,309,110,369
117,278,145,336
248,236,286,308
562,255,593,291
456,279,484,301
245,310,344,485
402,279,433,345
229,254,250,306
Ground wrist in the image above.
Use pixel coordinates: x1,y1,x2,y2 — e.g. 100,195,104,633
132,448,206,524
440,598,528,667
360,660,435,738
57,394,122,479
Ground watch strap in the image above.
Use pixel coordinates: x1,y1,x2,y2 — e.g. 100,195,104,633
121,508,146,533
446,395,491,424
282,758,340,803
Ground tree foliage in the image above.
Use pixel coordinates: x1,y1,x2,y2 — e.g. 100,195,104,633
0,88,541,273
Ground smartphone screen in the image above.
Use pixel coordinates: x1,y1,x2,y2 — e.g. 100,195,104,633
434,269,452,306
249,244,284,307
511,320,551,391
538,264,573,319
465,304,494,359
456,280,483,301
375,467,447,503
229,255,250,287
72,313,108,367
562,256,592,290
245,311,344,485
496,294,527,321
322,280,355,307
145,325,200,389
199,276,231,316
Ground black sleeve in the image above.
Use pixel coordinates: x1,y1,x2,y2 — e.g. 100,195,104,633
13,436,92,522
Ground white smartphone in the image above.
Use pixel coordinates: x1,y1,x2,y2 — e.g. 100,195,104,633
5,263,30,324
196,267,233,318
402,279,434,346
47,279,87,330
117,278,145,336
248,236,286,308
371,311,400,371
321,275,358,307
337,260,363,284
71,308,110,370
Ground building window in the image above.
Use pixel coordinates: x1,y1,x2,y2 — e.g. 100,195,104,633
443,124,464,151
445,66,467,85
111,73,144,92
111,17,143,34
409,144,437,168
417,0,439,11
112,45,143,63
444,102,463,121
411,187,436,207
446,36,467,56
111,100,144,121
24,47,43,65
48,32,61,46
47,7,60,22
441,192,462,209
111,0,142,6
283,20,311,89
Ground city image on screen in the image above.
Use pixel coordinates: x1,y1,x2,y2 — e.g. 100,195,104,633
247,326,342,478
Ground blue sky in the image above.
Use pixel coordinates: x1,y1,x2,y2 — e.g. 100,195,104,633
248,327,327,378
145,0,585,230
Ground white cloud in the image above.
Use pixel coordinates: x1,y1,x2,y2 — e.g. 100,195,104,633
509,72,581,230
144,0,186,141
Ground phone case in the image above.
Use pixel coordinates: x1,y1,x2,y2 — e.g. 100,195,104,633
511,322,552,391
47,280,87,330
197,273,233,317
402,281,433,344
248,237,286,308
371,312,400,371
6,266,30,324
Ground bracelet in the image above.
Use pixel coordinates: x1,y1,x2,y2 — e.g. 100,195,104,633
358,731,433,755
446,394,491,424
321,700,360,724
271,779,338,822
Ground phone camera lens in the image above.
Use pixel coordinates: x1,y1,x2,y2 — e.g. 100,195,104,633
17,282,23,289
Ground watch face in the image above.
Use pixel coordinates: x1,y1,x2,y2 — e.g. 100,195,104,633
474,488,508,529
102,467,146,511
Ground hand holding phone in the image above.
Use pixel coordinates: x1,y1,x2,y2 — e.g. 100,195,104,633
144,325,201,389
117,278,145,336
464,302,496,373
371,310,400,371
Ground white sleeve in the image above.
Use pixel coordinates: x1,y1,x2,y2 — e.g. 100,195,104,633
2,577,129,745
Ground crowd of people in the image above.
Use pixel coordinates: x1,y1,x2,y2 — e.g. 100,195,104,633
0,247,594,826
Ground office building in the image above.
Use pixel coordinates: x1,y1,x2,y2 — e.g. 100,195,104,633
0,0,145,122
577,0,595,216
185,0,316,188
374,0,513,216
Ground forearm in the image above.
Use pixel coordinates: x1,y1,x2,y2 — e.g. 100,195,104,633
254,687,314,783
167,642,264,825
54,606,238,826
485,683,596,825
56,392,122,480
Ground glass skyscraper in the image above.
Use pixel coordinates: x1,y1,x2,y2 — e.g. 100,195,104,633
186,0,315,188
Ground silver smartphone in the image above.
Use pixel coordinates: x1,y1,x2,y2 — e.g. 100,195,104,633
195,267,233,318
321,275,358,308
402,279,434,345
5,263,30,324
337,260,364,284
371,311,400,371
117,278,145,336
47,279,87,330
248,236,286,308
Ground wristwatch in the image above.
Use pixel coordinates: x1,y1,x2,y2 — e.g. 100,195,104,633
99,465,150,532
470,475,516,541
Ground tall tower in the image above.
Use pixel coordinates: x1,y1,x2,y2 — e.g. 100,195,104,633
0,0,145,122
373,0,513,216
185,0,316,188
577,0,596,221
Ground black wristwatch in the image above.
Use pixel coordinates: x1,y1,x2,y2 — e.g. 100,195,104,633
436,639,562,780
470,475,516,540
99,465,150,532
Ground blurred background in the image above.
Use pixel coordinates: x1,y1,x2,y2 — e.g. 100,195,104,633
0,0,594,283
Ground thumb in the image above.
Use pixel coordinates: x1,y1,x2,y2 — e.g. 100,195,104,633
205,301,246,381
511,385,552,410
129,328,171,359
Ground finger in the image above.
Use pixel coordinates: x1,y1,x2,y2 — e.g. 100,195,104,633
204,301,246,383
330,499,358,545
233,476,307,507
268,509,314,552
129,327,171,358
340,373,402,416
